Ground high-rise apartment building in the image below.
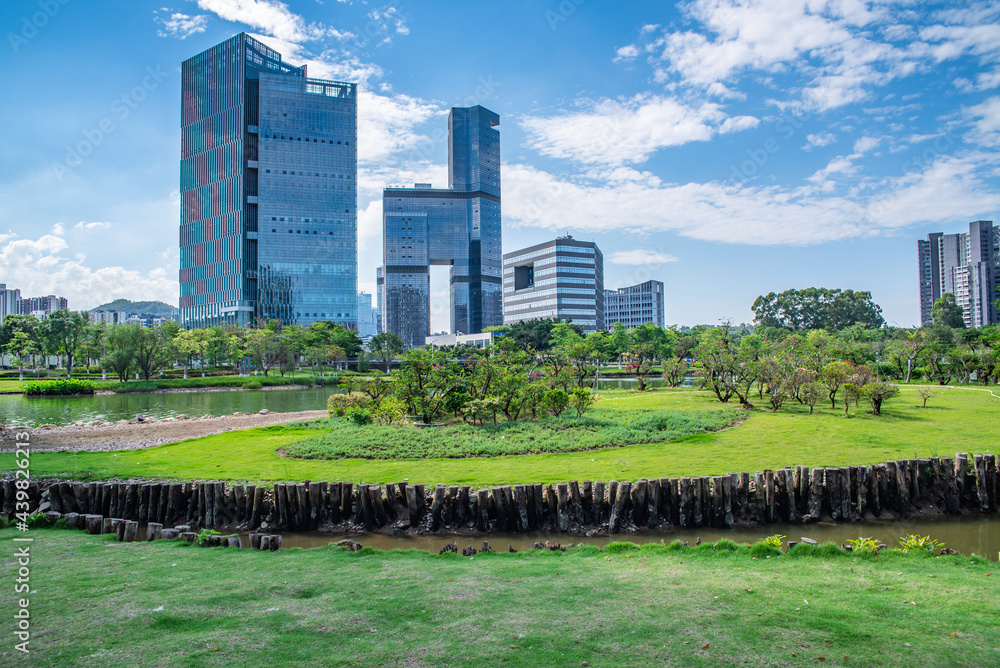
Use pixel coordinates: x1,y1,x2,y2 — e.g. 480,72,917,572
605,280,665,329
917,221,999,327
381,106,502,348
21,295,68,318
180,33,357,329
0,284,21,320
503,237,604,332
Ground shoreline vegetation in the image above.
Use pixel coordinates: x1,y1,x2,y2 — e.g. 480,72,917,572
0,526,995,667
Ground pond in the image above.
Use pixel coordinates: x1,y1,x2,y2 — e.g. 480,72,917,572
265,514,1000,559
0,386,338,427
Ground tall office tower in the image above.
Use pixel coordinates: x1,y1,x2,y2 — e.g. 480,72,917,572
381,106,502,348
356,292,377,338
605,280,665,329
503,236,604,333
375,266,384,334
917,220,998,327
0,284,21,319
180,33,357,329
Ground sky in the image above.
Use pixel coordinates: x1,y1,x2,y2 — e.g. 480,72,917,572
1,0,999,330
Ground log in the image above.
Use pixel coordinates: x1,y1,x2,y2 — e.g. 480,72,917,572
370,485,389,528
710,476,724,528
764,470,776,523
582,480,594,525
430,485,447,531
773,471,788,523
974,455,989,513
783,469,798,523
555,483,570,532
632,479,648,527
607,481,618,522
609,481,631,533
501,486,516,531
340,482,353,520
955,454,970,509
48,483,63,514
233,485,246,524
457,485,470,527
647,478,661,528
986,454,997,513
907,460,920,507
400,484,418,528
839,466,852,521
444,486,458,527
854,466,867,521
249,485,265,528
414,484,427,521
204,482,216,528
85,514,103,534
700,477,712,527
752,473,765,524
513,485,529,532
102,517,112,534
793,466,804,515
658,478,672,526
308,483,322,529
942,457,959,514
327,483,341,525
825,468,841,521
74,483,89,519
146,522,163,541
678,477,693,528
476,489,489,531
161,528,180,540
569,481,584,526
692,477,704,527
736,473,749,523
545,485,559,527
916,459,931,506
489,487,506,532
295,483,309,530
895,460,911,517
168,483,184,527
249,533,263,550
594,481,606,524
123,520,138,543
274,484,287,530
532,484,545,529
866,464,880,517
359,484,375,530
807,468,824,520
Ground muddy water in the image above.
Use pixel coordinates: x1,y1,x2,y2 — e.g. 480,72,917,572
260,515,999,559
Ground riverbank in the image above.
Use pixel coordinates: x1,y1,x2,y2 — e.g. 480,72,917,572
1,526,995,667
0,410,326,452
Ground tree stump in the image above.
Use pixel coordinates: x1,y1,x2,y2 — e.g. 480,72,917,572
85,514,103,534
608,481,631,533
123,520,139,542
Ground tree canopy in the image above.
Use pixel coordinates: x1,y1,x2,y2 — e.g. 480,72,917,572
751,288,885,331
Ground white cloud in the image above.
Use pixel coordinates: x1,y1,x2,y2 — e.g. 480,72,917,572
155,12,208,39
964,96,1000,146
73,221,112,232
614,44,639,62
521,95,757,166
608,250,679,266
0,234,178,309
803,131,836,150
196,0,348,42
357,91,442,165
853,135,881,154
51,223,65,236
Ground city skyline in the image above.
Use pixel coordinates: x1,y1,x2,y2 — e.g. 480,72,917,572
2,2,1000,329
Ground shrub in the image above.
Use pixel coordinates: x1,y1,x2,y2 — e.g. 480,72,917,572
845,536,879,554
242,379,263,390
570,387,594,417
196,528,221,547
898,534,943,554
541,389,569,417
605,541,641,554
346,407,373,425
372,396,407,426
356,354,371,373
761,534,785,549
749,541,782,558
327,392,370,417
711,538,740,551
462,397,501,425
21,379,97,395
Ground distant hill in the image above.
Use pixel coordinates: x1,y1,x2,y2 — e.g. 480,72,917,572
89,299,178,316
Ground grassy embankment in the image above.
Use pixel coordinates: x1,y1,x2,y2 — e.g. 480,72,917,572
1,386,996,486
1,526,996,667
0,369,357,394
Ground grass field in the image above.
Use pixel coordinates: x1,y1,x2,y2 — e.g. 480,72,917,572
1,527,996,667
2,386,997,486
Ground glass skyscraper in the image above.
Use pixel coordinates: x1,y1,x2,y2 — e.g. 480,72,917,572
381,106,502,348
180,33,357,329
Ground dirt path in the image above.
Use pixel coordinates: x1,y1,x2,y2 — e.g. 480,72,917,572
0,410,327,453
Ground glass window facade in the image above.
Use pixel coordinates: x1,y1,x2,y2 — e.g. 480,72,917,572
502,237,604,333
917,221,997,328
381,106,502,348
604,280,665,329
180,33,357,329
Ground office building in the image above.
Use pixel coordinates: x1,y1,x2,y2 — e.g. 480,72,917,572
503,236,604,332
375,266,384,335
381,106,502,348
1,284,21,319
356,292,377,338
179,33,357,329
918,221,999,327
605,280,665,329
22,295,68,319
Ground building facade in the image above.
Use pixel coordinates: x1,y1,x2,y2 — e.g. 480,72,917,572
381,106,502,348
21,295,68,319
604,280,665,329
917,221,999,327
0,284,21,320
356,292,377,339
503,237,604,332
180,33,357,329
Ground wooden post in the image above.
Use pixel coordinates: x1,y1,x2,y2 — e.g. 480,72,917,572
137,484,150,523
582,481,594,525
722,474,734,528
556,483,570,531
825,468,840,521
370,485,389,527
359,484,375,530
632,479,648,527
955,454,970,509
204,482,216,528
594,481,606,525
430,484,447,531
123,520,139,543
513,485,529,532
340,482,353,521
146,522,163,541
710,476,724,528
476,489,489,531
647,478,661,528
607,481,618,521
85,514,103,534
660,478,675,526
839,466,852,521
974,455,989,513
568,481,584,526
783,469,798,523
609,481,631,533
752,473,765,524
295,484,309,530
532,484,545,529
808,468,823,520
894,460,910,517
402,485,419,528
985,454,997,513
457,485,470,527
692,477,704,527
308,483,322,529
854,466,867,521
679,477,692,528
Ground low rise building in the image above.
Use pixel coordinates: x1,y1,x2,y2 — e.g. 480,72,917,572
604,280,665,329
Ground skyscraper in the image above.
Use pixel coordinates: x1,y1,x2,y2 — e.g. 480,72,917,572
917,221,999,327
180,33,357,329
503,237,604,332
381,106,502,348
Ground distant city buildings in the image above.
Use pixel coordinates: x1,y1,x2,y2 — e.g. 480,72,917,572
503,236,604,333
424,331,498,348
88,310,178,328
356,292,377,339
0,284,21,319
381,106,502,348
918,220,999,327
604,280,665,329
179,33,357,330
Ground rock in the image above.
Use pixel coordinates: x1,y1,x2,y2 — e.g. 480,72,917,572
232,411,242,416
74,421,84,427
259,409,270,415
38,424,58,429
176,414,189,420
89,420,103,426
116,420,128,425
336,539,363,552
136,414,145,422
202,414,212,419
800,537,818,544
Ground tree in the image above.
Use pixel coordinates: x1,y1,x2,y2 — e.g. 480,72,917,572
751,288,885,331
1,315,40,381
245,327,282,376
40,309,89,377
931,293,966,329
102,325,139,382
916,387,936,408
394,347,462,423
173,330,198,379
820,361,853,409
860,381,899,416
570,387,594,417
134,325,171,379
367,332,404,372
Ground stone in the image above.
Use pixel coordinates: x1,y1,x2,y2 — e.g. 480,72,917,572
800,537,818,544
259,409,270,415
176,414,189,420
74,421,84,427
136,414,145,422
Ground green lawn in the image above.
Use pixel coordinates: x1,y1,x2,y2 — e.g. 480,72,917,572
2,386,997,486
2,527,997,667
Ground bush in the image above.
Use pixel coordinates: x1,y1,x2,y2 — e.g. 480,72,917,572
541,389,570,417
356,354,371,373
21,379,97,395
327,392,370,417
346,407,373,425
372,396,407,426
898,534,944,554
570,388,594,417
242,379,262,390
605,541,641,554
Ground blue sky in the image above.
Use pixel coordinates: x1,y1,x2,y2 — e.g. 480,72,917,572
1,0,999,329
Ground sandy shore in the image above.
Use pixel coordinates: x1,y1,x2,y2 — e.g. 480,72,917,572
0,410,327,453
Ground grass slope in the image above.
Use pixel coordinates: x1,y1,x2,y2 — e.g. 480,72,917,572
1,527,997,667
2,387,997,486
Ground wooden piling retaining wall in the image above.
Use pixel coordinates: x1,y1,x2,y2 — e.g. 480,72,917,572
3,453,997,535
